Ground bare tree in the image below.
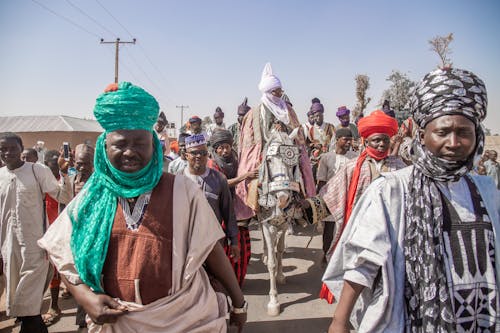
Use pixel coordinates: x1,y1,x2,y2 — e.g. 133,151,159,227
353,74,371,118
428,33,454,68
380,70,416,120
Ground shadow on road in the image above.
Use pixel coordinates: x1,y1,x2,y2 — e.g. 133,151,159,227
242,317,331,333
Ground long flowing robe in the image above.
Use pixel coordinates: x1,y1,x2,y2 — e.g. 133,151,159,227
0,162,72,316
38,175,228,333
235,103,316,220
309,155,406,256
322,166,500,332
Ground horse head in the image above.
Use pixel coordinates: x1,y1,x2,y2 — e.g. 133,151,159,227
258,131,304,225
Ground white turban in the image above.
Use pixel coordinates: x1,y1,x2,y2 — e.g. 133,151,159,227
258,63,289,125
258,62,282,93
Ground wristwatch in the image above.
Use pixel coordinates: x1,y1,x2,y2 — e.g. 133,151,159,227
231,300,248,314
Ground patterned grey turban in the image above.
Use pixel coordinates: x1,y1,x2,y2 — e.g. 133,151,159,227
409,67,487,129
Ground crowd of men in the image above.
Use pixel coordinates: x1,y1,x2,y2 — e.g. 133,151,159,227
0,64,499,333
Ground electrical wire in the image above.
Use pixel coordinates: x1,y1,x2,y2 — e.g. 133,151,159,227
31,0,101,38
94,0,180,100
95,0,134,39
65,0,116,37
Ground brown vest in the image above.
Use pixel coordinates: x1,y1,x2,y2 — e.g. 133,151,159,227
102,173,175,305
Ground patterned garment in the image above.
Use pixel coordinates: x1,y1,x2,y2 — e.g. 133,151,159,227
223,226,251,287
440,177,499,332
118,192,151,230
409,68,487,130
404,67,489,332
228,122,240,153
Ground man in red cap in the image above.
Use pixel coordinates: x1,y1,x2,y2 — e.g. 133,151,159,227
302,110,406,299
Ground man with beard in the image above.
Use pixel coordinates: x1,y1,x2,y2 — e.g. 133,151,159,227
301,110,406,302
324,68,499,333
228,98,250,154
38,82,246,333
208,129,258,286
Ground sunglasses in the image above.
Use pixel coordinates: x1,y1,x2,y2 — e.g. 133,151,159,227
187,150,208,157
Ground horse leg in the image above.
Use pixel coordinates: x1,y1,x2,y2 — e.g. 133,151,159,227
261,224,268,265
262,223,280,316
276,226,286,284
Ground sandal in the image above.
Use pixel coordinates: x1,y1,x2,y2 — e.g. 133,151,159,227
42,309,61,326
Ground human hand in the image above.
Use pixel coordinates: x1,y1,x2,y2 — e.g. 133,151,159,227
229,312,247,333
80,293,127,325
246,169,259,180
57,150,74,174
230,245,241,261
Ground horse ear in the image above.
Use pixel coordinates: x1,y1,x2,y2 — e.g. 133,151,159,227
243,97,248,106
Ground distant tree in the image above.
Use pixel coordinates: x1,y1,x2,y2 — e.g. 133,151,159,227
380,70,416,123
353,74,371,119
428,33,454,68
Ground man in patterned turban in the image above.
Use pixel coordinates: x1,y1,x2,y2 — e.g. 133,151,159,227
323,68,499,333
39,82,247,332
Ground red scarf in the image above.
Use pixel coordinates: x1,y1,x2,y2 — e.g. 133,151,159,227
320,146,388,303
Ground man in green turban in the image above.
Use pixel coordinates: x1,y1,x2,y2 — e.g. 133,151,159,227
39,82,247,332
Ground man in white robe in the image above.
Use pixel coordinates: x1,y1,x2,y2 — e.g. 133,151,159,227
0,132,72,332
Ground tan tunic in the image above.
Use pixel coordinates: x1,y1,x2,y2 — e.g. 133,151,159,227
38,174,227,333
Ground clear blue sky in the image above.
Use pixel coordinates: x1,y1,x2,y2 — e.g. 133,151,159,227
1,0,499,133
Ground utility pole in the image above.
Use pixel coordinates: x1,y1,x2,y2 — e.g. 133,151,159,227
100,38,136,83
176,105,189,127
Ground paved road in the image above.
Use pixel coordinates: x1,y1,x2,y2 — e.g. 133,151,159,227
1,223,335,333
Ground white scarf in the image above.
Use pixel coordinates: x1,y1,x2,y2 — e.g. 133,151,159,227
258,62,290,125
260,93,290,125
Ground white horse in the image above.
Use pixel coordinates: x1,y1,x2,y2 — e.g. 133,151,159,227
258,130,304,316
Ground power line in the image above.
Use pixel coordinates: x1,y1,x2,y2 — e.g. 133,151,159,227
31,0,101,38
100,38,136,83
65,0,116,37
95,0,134,39
94,0,176,109
122,46,174,106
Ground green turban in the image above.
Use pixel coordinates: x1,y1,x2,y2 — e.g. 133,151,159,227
69,82,163,292
94,82,159,132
